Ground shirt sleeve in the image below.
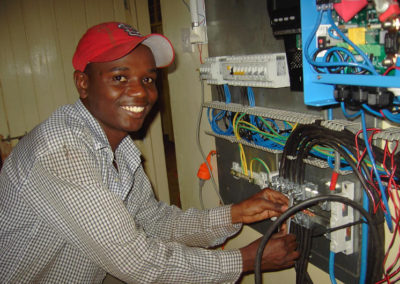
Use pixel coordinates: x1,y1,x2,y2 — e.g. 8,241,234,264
125,166,242,248
21,145,243,283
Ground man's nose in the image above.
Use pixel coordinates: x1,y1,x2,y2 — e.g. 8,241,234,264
126,82,148,99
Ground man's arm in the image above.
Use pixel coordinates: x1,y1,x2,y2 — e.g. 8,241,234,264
21,146,243,283
125,165,241,248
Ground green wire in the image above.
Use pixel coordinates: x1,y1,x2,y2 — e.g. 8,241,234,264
251,157,271,174
232,112,385,173
257,116,283,137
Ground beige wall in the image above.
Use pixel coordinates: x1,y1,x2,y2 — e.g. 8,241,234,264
0,0,170,203
160,0,220,210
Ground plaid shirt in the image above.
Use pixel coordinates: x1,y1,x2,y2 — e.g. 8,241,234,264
0,99,242,283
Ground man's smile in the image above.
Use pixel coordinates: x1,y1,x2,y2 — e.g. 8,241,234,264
121,105,145,113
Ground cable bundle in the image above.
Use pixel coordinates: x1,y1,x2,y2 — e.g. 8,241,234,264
278,122,397,283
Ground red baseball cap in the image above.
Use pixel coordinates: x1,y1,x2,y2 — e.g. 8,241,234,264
72,22,175,71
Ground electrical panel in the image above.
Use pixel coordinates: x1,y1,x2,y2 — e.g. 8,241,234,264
301,0,400,106
201,1,399,283
199,53,290,88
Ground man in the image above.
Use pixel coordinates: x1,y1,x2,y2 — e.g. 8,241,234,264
0,22,299,283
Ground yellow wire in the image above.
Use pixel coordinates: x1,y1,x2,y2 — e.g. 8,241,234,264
249,157,271,178
233,112,248,175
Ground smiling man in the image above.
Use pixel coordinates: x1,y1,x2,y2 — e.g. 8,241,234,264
0,22,299,283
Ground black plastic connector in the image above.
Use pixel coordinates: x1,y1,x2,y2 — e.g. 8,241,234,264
351,87,368,104
333,85,394,109
384,31,400,55
367,87,394,108
333,85,350,102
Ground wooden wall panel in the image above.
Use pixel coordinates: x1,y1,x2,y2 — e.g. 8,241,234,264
53,0,87,104
4,0,40,132
0,0,142,137
0,82,8,136
0,0,170,204
84,0,116,27
0,1,29,137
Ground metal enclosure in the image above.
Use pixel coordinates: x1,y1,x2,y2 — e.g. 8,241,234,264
203,1,382,283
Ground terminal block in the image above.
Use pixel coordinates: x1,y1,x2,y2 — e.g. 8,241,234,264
230,162,278,188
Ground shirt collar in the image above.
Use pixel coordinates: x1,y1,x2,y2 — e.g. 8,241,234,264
73,99,141,159
74,99,110,150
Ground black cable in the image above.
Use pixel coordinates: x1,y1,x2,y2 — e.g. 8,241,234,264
312,219,365,238
278,123,386,283
287,132,382,205
281,123,400,177
254,195,382,284
295,226,313,284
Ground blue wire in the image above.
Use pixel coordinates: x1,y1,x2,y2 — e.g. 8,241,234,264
326,9,377,74
362,104,384,118
322,46,374,73
304,9,376,74
223,84,232,103
382,109,400,123
328,108,333,120
329,251,337,284
360,111,393,232
340,102,362,119
339,103,393,231
207,84,234,135
207,108,233,135
247,87,256,107
327,155,353,172
322,47,370,74
328,26,341,40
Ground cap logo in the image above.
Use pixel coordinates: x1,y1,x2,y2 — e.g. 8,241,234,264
117,23,142,37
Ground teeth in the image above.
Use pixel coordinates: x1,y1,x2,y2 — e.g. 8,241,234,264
122,106,145,113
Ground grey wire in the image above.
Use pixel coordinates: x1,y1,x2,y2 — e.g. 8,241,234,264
196,78,225,209
181,0,191,13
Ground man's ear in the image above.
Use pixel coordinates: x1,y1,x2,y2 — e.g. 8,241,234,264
73,70,89,99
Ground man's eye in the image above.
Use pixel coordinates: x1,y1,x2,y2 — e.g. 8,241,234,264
114,75,127,82
144,77,154,84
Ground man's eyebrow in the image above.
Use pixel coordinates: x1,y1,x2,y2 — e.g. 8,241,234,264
108,67,157,73
109,66,129,72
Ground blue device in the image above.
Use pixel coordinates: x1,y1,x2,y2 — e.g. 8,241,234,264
300,0,400,106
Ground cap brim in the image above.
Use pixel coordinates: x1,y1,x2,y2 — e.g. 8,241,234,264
142,34,175,68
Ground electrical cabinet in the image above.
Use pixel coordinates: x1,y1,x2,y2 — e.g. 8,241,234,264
201,1,399,283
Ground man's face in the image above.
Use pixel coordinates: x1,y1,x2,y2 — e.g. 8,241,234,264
76,44,158,143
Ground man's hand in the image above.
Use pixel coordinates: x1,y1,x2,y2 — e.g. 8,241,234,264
240,230,299,273
231,188,289,224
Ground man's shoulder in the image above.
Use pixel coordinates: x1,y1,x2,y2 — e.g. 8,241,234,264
43,104,86,140
24,104,90,154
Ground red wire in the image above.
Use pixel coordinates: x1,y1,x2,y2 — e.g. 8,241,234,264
197,44,203,64
383,65,400,76
377,139,400,283
355,128,384,211
353,128,400,283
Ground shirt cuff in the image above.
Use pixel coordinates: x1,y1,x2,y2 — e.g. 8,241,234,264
217,249,243,283
209,205,242,230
